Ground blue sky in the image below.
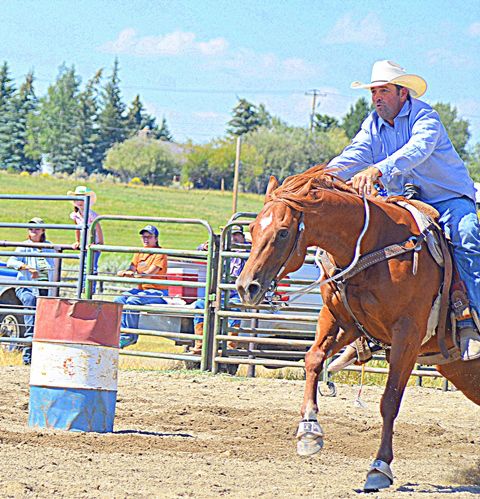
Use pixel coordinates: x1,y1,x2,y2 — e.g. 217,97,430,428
2,0,480,145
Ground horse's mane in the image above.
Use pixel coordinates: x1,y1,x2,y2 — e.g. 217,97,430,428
269,164,357,212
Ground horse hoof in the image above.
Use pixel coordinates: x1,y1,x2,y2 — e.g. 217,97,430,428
296,420,324,456
296,435,324,456
364,460,393,492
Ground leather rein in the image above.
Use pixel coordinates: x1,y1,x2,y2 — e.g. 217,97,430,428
268,195,436,351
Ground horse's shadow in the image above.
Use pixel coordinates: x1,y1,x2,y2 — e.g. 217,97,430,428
113,429,194,438
396,483,480,494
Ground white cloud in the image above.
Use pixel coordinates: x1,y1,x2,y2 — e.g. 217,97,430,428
216,48,316,80
323,13,386,47
100,28,316,80
100,28,228,57
426,48,475,69
468,22,480,37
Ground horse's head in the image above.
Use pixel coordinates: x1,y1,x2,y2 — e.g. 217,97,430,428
236,176,309,305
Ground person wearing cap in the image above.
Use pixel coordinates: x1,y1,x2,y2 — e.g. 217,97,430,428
7,218,55,365
327,59,480,363
114,225,168,349
192,225,249,354
67,186,104,293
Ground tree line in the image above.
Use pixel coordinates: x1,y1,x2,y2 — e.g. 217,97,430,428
0,59,172,175
1,58,479,192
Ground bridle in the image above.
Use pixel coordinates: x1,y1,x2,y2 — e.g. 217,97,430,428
265,194,371,303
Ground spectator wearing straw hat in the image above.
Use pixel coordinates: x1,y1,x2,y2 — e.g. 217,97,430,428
7,217,55,365
67,186,104,293
114,225,168,349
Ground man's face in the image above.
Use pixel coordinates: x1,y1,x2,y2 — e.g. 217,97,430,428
140,232,158,248
370,84,408,125
232,232,245,244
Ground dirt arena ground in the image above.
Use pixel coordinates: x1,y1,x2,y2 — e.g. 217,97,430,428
0,366,478,498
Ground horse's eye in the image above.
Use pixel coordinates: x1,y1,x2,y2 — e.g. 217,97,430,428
278,229,289,239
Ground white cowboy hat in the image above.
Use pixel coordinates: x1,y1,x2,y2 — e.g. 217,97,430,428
67,185,97,205
351,60,427,98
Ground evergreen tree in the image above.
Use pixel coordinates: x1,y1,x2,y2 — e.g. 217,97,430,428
256,103,272,128
341,97,372,139
433,102,471,161
126,94,157,137
154,116,173,141
3,72,38,172
314,113,339,132
76,69,103,174
97,58,127,169
27,65,81,173
0,62,17,169
226,98,264,136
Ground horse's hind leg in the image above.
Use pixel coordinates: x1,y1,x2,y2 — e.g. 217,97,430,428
364,316,422,492
297,306,357,456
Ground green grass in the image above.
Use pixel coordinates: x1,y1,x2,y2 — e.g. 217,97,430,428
0,171,264,251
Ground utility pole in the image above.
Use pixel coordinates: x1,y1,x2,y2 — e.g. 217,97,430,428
232,135,241,214
305,89,326,133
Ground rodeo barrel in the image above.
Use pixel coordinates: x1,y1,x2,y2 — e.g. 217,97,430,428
28,298,122,432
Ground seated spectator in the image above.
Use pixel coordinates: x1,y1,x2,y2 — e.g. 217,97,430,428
7,217,55,365
192,225,249,354
114,225,168,349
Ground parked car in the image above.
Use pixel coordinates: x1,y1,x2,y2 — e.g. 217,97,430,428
0,262,25,349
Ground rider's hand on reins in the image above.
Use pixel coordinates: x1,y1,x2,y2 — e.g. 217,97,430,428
347,167,383,196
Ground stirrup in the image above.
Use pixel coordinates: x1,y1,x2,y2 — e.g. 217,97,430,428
458,326,480,361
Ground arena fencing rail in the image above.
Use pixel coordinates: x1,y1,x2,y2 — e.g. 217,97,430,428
86,215,217,371
0,194,92,350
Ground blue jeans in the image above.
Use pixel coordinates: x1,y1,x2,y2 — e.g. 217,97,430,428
431,197,480,317
16,287,47,364
193,295,241,328
114,288,167,344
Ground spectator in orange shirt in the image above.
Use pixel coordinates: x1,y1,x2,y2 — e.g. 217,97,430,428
114,225,168,348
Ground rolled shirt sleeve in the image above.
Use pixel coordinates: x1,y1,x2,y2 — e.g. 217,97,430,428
328,127,374,180
375,110,441,183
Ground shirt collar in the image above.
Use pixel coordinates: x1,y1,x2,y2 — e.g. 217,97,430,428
378,98,411,130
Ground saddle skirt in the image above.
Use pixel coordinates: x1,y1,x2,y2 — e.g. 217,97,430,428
390,199,444,267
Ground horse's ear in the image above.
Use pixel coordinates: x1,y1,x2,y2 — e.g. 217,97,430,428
264,176,279,203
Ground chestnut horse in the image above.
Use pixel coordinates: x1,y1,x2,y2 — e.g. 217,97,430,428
236,164,480,492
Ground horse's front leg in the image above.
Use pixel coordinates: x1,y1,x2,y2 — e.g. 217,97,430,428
364,316,423,492
297,306,357,456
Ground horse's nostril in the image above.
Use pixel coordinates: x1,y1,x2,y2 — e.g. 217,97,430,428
247,282,261,298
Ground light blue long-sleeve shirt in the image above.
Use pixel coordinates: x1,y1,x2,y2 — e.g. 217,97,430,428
329,98,475,204
7,241,55,296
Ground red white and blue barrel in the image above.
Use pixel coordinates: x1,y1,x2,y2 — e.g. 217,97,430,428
28,298,122,433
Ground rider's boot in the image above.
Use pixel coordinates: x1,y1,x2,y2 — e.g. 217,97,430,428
458,321,480,361
191,323,204,355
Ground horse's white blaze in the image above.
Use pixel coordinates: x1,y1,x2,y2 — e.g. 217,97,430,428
260,214,272,231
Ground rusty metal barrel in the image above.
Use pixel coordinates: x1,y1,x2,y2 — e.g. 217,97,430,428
28,298,122,432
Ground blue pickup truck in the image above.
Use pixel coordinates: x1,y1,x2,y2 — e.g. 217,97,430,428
0,262,24,348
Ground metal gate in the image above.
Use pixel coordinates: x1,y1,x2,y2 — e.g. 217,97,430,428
85,215,217,370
